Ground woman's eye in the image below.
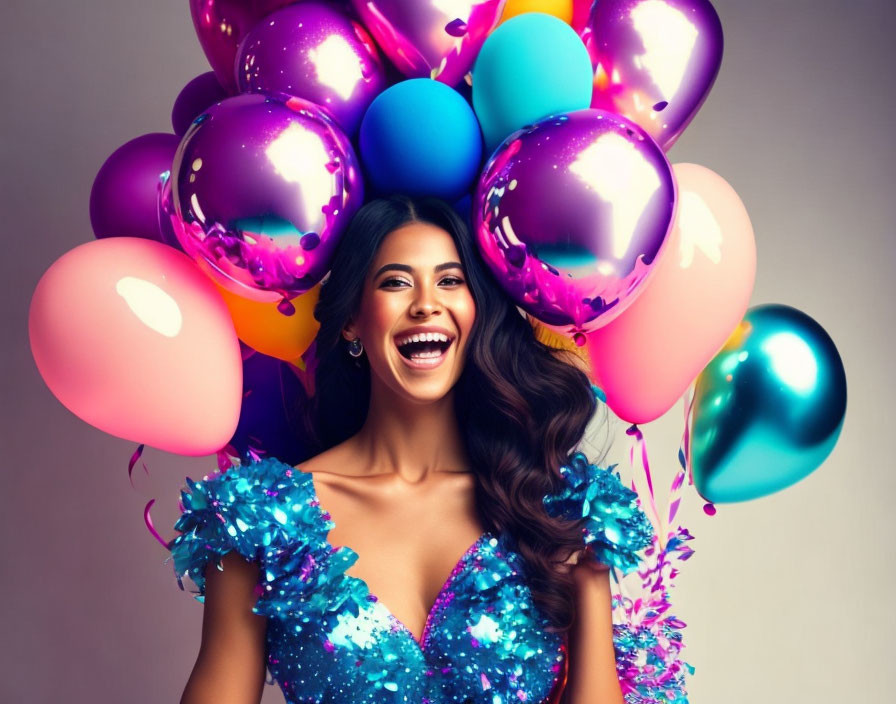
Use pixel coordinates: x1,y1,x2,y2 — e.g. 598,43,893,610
380,276,465,288
381,278,409,288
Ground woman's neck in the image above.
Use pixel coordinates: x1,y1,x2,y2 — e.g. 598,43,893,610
348,378,471,485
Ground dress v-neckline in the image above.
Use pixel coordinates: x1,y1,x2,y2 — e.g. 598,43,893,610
292,466,492,650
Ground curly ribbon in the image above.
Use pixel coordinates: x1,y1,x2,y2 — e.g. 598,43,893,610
625,423,664,549
611,391,697,703
125,443,175,550
127,443,148,490
144,498,170,550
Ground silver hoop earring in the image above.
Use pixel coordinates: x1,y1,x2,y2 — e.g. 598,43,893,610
347,338,364,357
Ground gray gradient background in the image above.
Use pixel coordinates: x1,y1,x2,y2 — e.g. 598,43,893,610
1,1,892,702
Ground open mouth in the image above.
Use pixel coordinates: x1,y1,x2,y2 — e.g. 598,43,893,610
394,334,455,367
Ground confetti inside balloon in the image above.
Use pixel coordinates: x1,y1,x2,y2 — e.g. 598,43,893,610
474,108,676,342
165,93,364,307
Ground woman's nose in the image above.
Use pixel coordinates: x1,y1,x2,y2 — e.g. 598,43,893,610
410,282,441,315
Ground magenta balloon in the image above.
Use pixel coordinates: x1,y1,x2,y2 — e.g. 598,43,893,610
236,2,386,136
580,0,723,151
90,133,179,242
189,0,296,93
473,109,676,341
171,72,228,137
349,0,506,87
166,93,364,303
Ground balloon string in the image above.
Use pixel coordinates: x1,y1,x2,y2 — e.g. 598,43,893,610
666,384,696,531
626,424,665,549
684,381,695,488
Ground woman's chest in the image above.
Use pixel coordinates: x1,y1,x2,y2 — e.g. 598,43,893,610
263,532,567,704
315,472,487,643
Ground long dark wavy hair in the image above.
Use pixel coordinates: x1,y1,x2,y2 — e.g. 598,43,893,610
299,194,609,635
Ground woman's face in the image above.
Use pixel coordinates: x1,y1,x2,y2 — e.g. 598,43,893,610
344,221,476,403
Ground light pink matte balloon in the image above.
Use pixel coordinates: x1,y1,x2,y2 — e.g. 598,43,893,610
29,237,243,456
585,162,757,424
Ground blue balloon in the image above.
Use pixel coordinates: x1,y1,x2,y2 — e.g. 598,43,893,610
472,12,593,153
690,304,847,504
359,78,482,201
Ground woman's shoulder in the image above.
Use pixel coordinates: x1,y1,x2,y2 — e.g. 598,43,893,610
543,451,655,575
168,454,326,598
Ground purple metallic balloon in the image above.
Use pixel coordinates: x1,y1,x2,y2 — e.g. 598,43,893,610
474,109,676,342
580,0,723,151
164,93,364,307
189,0,296,93
171,72,229,137
350,0,506,87
236,2,386,136
90,133,180,242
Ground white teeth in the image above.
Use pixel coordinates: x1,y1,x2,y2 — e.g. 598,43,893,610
396,332,451,347
409,349,443,359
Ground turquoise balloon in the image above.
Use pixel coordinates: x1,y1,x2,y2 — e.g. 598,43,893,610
471,12,593,153
690,304,847,503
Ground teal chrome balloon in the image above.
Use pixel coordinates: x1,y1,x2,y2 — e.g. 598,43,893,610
471,12,593,153
690,304,846,503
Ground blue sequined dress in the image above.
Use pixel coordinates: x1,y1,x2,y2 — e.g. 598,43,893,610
168,452,654,704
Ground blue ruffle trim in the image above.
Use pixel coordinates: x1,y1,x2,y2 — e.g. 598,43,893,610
168,456,369,619
543,451,655,574
170,446,653,621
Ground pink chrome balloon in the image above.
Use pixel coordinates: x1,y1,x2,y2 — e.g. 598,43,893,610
236,1,386,136
28,237,243,456
190,0,295,93
586,162,756,424
350,0,507,86
580,0,723,151
474,109,676,342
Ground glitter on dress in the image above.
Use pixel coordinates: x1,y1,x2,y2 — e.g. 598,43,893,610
168,451,657,703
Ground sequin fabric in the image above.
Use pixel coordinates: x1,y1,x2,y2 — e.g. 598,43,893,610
169,453,654,703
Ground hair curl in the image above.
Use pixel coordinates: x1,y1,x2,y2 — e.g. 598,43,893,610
298,194,610,635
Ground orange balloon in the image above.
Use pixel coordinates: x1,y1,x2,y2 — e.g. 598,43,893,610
585,163,757,424
499,1,574,27
212,280,321,365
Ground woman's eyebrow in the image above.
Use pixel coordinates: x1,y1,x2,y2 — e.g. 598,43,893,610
373,261,464,278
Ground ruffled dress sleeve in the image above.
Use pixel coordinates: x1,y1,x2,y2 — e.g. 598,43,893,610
167,456,329,616
543,450,655,574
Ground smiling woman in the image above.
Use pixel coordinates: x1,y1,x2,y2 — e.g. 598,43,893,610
340,218,477,401
171,194,654,704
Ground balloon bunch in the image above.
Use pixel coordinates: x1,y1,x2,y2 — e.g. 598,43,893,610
26,2,848,700
29,0,847,505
